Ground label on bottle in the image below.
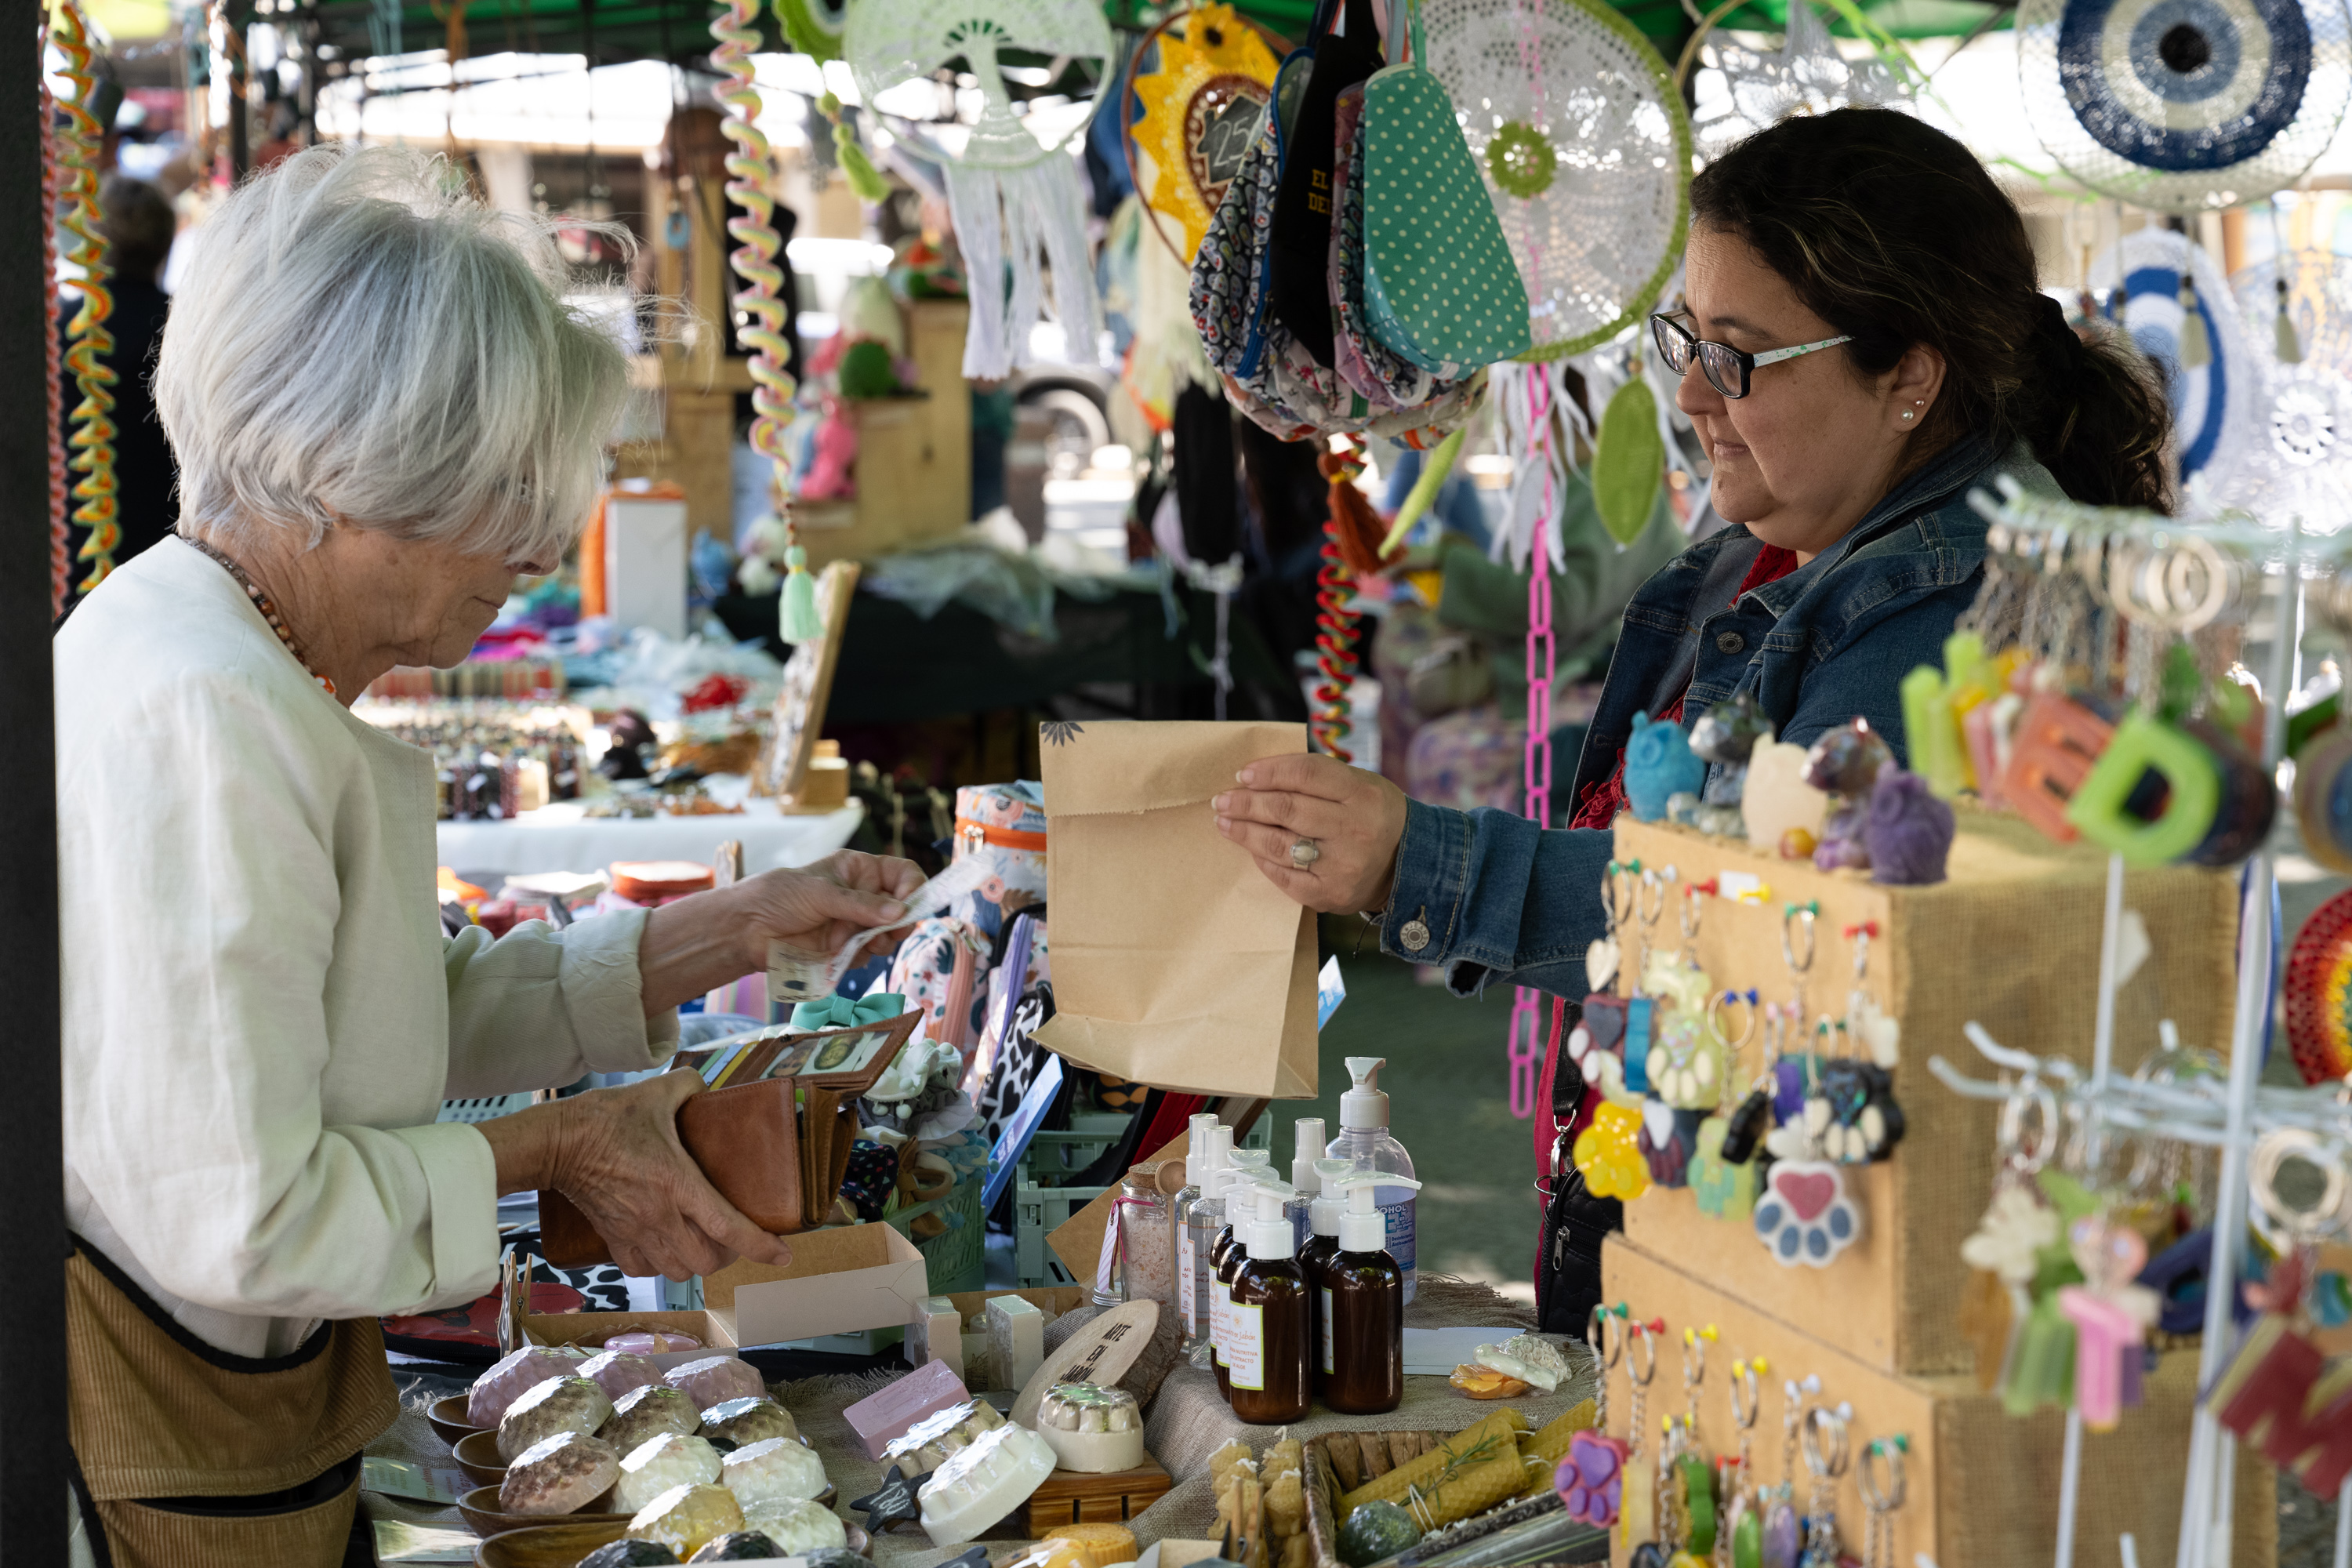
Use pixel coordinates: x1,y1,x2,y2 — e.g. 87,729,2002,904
1181,1241,1197,1328
1226,1300,1265,1391
1378,1192,1417,1305
1211,1272,1226,1363
1320,1288,1334,1375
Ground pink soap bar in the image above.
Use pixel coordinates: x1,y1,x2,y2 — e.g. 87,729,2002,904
844,1358,973,1461
664,1355,766,1410
579,1348,662,1403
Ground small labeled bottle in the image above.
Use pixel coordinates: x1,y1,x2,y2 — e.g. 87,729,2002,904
1226,1179,1311,1424
1323,1173,1423,1415
1287,1117,1327,1254
1299,1157,1352,1396
1174,1116,1224,1362
1327,1056,1419,1304
1212,1174,1250,1400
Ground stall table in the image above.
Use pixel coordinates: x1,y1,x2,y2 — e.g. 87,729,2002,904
434,800,865,881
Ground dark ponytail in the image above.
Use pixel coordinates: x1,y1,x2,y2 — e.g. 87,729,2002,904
1689,108,2173,512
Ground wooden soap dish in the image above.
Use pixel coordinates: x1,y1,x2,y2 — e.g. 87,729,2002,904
1023,1457,1174,1535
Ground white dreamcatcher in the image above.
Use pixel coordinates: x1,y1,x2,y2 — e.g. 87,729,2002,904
2223,245,2352,530
846,0,1111,377
1686,0,1917,162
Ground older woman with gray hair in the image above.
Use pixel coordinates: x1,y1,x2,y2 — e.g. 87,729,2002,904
56,146,916,1565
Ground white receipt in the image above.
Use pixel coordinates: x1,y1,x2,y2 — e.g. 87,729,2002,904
822,856,994,988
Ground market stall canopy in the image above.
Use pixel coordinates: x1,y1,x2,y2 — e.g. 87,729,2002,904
297,0,2014,74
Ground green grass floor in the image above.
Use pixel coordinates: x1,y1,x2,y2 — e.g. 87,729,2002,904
1254,927,1543,1304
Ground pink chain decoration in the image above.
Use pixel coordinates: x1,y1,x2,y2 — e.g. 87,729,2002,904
1506,371,1561,1120
42,64,67,615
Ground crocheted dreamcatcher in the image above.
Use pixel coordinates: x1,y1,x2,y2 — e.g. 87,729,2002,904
2017,0,2352,209
1126,5,1281,264
713,0,821,639
1418,0,1693,360
2090,227,2267,503
1687,0,1916,161
848,0,1112,377
2225,245,2352,527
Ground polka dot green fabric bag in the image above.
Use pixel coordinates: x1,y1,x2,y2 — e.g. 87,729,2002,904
1359,0,1530,375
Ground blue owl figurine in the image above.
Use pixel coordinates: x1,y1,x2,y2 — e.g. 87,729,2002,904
1624,710,1707,822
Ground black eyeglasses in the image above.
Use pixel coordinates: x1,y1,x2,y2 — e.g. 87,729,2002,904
1650,313,1853,400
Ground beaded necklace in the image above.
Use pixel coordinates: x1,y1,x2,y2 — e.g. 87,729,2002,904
182,535,339,697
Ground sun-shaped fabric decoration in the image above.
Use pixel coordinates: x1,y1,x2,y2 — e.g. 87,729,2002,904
848,0,1113,376
1691,0,1915,162
1128,5,1280,265
1419,0,1693,361
2017,0,2352,209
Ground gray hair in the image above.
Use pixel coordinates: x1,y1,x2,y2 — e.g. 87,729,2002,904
154,143,629,564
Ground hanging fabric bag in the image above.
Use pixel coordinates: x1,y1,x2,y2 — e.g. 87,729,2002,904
1264,0,1387,369
1359,0,1532,373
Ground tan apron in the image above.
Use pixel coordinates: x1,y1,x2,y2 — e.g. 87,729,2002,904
66,1236,398,1568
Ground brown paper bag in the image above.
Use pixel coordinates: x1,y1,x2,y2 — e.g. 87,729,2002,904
1033,720,1319,1099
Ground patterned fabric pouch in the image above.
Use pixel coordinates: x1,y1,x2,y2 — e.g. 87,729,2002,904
1328,82,1432,412
1360,0,1532,372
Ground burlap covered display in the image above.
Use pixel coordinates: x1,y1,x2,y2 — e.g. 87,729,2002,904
1611,811,2238,1377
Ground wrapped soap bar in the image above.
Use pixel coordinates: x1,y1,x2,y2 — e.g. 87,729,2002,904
740,1497,850,1554
500,1431,620,1516
629,1481,744,1557
499,1376,615,1462
916,1422,1057,1546
467,1345,587,1427
667,1356,766,1410
720,1436,829,1508
608,1328,704,1356
582,1350,665,1403
880,1399,1007,1475
908,1296,964,1379
1032,1384,1143,1474
1041,1523,1138,1568
615,1433,725,1515
699,1397,798,1450
603,1385,702,1455
845,1358,970,1461
688,1532,785,1561
985,1297,1045,1392
1471,1335,1571,1394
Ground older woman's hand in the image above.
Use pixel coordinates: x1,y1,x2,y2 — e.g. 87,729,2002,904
1213,753,1410,914
635,848,928,1015
483,1071,796,1280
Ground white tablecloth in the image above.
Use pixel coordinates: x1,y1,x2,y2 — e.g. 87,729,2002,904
435,800,866,879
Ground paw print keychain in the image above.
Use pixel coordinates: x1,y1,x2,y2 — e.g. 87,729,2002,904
1758,1374,1816,1568
1770,905,1822,1124
1688,990,1762,1217
1624,869,1669,1093
1656,885,1731,1110
1797,1403,1851,1568
1559,1305,1629,1527
1754,1039,1865,1268
1668,1327,1720,1559
1617,1315,1662,1554
1719,1001,1785,1167
1719,1357,1763,1568
1809,1018,1905,1165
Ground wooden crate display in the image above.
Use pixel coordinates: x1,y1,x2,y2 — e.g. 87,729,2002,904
797,299,973,566
1603,1235,2275,1568
1609,811,2238,1377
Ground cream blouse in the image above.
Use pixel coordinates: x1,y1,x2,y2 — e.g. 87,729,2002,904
56,539,677,1359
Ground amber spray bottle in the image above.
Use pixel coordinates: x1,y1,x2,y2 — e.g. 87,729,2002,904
1226,1178,1311,1424
1323,1173,1422,1415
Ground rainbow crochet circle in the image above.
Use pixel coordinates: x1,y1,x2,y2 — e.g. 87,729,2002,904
2285,887,2352,1084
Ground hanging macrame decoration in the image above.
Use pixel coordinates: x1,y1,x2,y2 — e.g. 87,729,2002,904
2091,227,2263,503
1127,5,1280,266
1690,0,1916,161
713,0,822,641
56,3,119,598
2227,244,2352,527
1418,0,1693,360
848,0,1111,379
775,0,848,60
2017,0,2352,209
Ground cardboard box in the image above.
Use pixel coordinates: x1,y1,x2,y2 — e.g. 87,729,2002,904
1604,1235,2274,1568
521,1308,740,1372
704,1221,931,1347
1610,811,2238,1376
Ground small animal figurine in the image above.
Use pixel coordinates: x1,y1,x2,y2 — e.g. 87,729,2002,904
1742,737,1828,854
1866,766,1956,885
1690,692,1771,822
1626,711,1707,822
1804,720,1892,873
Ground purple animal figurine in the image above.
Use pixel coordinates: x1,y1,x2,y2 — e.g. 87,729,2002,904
1865,766,1955,884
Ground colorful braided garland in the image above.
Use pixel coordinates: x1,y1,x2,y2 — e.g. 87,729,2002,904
42,67,68,615
55,2,120,597
710,0,823,641
1311,448,1367,763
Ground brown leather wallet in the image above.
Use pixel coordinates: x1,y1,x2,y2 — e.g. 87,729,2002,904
539,1012,918,1269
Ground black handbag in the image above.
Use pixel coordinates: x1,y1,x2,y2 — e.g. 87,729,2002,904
1533,997,1622,1335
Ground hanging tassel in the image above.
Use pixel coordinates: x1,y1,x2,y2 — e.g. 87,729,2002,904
818,95,891,202
1378,425,1465,557
2276,275,2304,364
779,545,826,643
1320,442,1393,575
2177,275,2209,369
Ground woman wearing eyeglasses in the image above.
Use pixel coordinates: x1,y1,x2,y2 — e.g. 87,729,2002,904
1204,107,2170,1316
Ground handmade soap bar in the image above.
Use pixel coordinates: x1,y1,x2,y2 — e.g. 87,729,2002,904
986,1296,1046,1392
882,1399,1009,1475
467,1345,588,1427
501,1432,621,1516
721,1436,829,1508
909,1296,965,1379
741,1497,851,1553
499,1376,614,1463
601,1385,702,1457
626,1481,742,1557
699,1397,798,1450
917,1423,1058,1546
614,1432,724,1515
666,1356,765,1411
1033,1384,1144,1474
1042,1523,1140,1567
848,1357,972,1460
580,1350,664,1403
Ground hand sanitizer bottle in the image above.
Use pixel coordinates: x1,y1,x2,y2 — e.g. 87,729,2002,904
1326,1056,1419,1303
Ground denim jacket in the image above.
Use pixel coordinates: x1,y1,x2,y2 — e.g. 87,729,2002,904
1380,435,2059,996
